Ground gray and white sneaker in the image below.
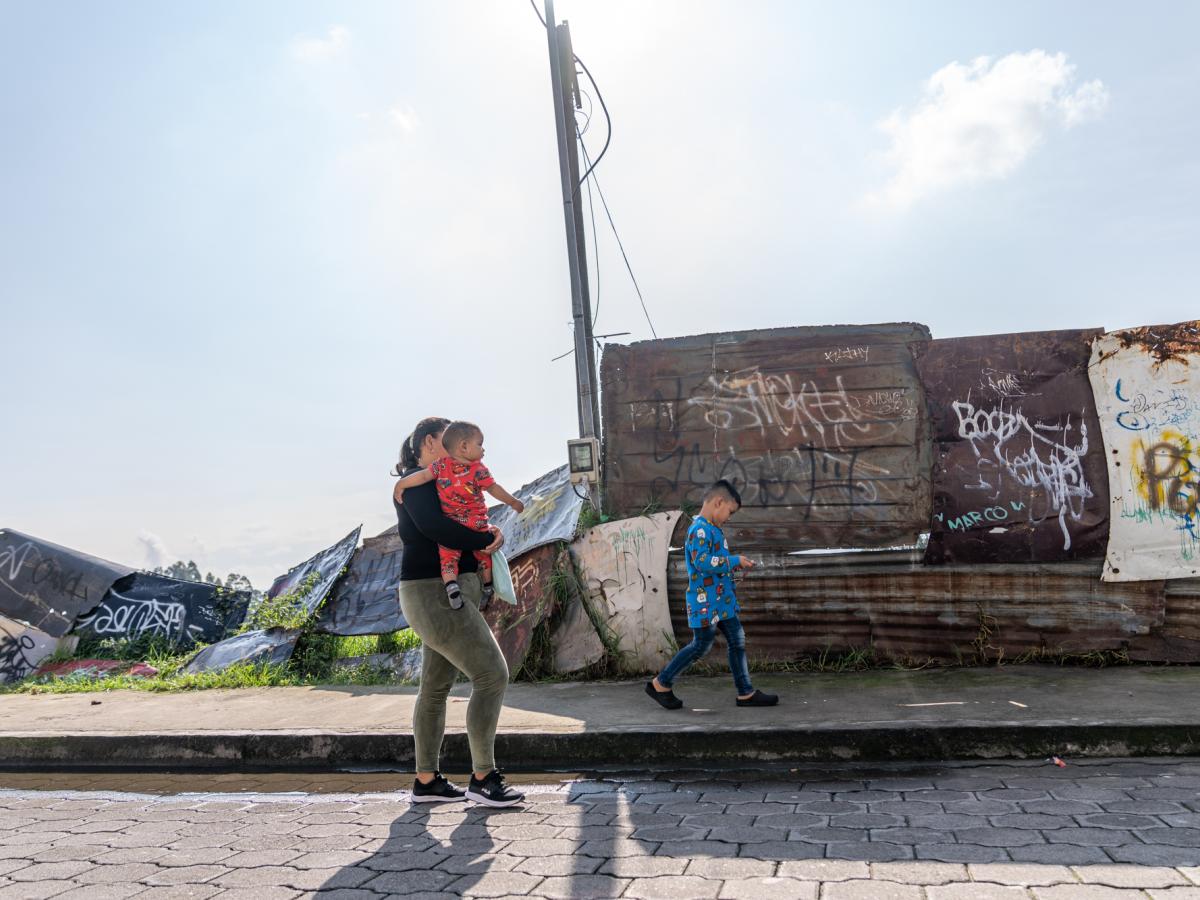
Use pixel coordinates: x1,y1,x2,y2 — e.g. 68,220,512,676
465,770,525,808
411,772,466,803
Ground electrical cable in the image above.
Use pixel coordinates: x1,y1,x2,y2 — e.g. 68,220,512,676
528,0,611,190
575,87,594,136
572,56,610,190
579,138,658,339
531,0,649,337
579,124,601,329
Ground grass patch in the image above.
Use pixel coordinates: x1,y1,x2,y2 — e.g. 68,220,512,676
2,628,426,695
240,572,324,632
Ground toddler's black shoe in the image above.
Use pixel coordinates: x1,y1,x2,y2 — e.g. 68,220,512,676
481,583,494,609
466,770,525,808
645,680,684,710
445,580,464,610
736,689,779,707
411,772,466,803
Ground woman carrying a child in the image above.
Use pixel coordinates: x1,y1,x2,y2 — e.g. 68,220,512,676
393,416,524,808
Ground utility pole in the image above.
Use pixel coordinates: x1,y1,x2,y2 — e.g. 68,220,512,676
543,0,600,445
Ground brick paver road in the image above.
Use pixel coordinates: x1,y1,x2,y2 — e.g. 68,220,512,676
3,759,1200,898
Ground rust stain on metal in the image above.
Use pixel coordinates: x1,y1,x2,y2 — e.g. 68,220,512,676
601,323,933,551
914,328,1110,565
667,552,1175,662
481,544,559,675
1097,320,1200,367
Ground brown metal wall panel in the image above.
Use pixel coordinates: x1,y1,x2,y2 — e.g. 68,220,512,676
602,324,933,551
914,329,1111,564
482,544,559,675
667,553,1172,662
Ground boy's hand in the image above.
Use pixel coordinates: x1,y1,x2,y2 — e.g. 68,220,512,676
394,488,405,505
738,557,756,570
510,499,525,514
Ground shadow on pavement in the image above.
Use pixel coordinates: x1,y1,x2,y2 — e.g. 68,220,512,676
316,761,1200,898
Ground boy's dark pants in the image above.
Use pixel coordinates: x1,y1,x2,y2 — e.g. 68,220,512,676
657,615,753,695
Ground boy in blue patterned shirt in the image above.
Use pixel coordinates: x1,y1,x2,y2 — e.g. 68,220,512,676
646,480,779,710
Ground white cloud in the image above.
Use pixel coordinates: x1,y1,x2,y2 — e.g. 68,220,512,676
870,50,1109,209
290,25,351,64
387,104,421,134
137,530,172,569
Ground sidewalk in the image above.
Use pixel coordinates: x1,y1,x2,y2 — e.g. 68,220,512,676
3,665,1199,770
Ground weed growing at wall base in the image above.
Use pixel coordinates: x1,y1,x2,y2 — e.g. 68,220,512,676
1,628,427,695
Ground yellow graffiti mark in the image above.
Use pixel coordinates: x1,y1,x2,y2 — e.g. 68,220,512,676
518,486,566,526
1132,429,1199,518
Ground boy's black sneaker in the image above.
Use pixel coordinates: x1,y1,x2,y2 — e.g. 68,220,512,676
645,680,684,710
480,583,494,610
736,689,779,707
465,770,525,808
411,772,466,803
445,580,464,610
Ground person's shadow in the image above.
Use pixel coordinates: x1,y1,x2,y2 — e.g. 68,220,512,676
316,782,629,898
316,799,532,896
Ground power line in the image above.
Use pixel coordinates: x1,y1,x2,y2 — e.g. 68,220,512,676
580,138,657,339
532,0,654,340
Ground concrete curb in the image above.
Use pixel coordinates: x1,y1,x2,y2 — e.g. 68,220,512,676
5,722,1200,770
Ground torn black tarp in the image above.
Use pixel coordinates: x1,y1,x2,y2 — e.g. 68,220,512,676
264,527,361,616
74,572,250,649
0,530,134,637
183,627,299,673
182,527,361,673
316,527,406,636
487,465,582,561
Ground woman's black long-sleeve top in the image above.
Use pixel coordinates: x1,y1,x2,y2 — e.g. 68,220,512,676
395,469,492,582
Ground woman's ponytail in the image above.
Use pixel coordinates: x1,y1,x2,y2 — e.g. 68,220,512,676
394,435,417,474
394,416,449,475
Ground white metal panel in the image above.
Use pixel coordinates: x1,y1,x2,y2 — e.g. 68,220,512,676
1089,323,1200,581
569,511,682,671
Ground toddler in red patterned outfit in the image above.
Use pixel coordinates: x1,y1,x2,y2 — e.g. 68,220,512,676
395,421,524,608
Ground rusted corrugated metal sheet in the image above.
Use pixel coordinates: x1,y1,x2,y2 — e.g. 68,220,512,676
667,552,1170,663
601,324,933,551
915,329,1110,564
1129,578,1200,662
482,544,559,675
1089,320,1200,582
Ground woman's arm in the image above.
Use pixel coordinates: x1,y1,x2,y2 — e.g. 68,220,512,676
403,483,493,551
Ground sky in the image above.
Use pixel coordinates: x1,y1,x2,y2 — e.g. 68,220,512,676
2,1,1197,587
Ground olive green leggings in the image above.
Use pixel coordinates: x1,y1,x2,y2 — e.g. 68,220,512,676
398,573,509,774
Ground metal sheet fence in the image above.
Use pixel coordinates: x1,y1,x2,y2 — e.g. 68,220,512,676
916,328,1110,564
608,319,1200,662
1089,321,1200,582
601,324,934,551
667,552,1175,664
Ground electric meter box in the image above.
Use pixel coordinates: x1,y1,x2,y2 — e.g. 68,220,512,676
567,437,600,485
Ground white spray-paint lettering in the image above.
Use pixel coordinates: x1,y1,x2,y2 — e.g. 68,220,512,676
75,594,191,642
952,401,1092,549
687,368,902,448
